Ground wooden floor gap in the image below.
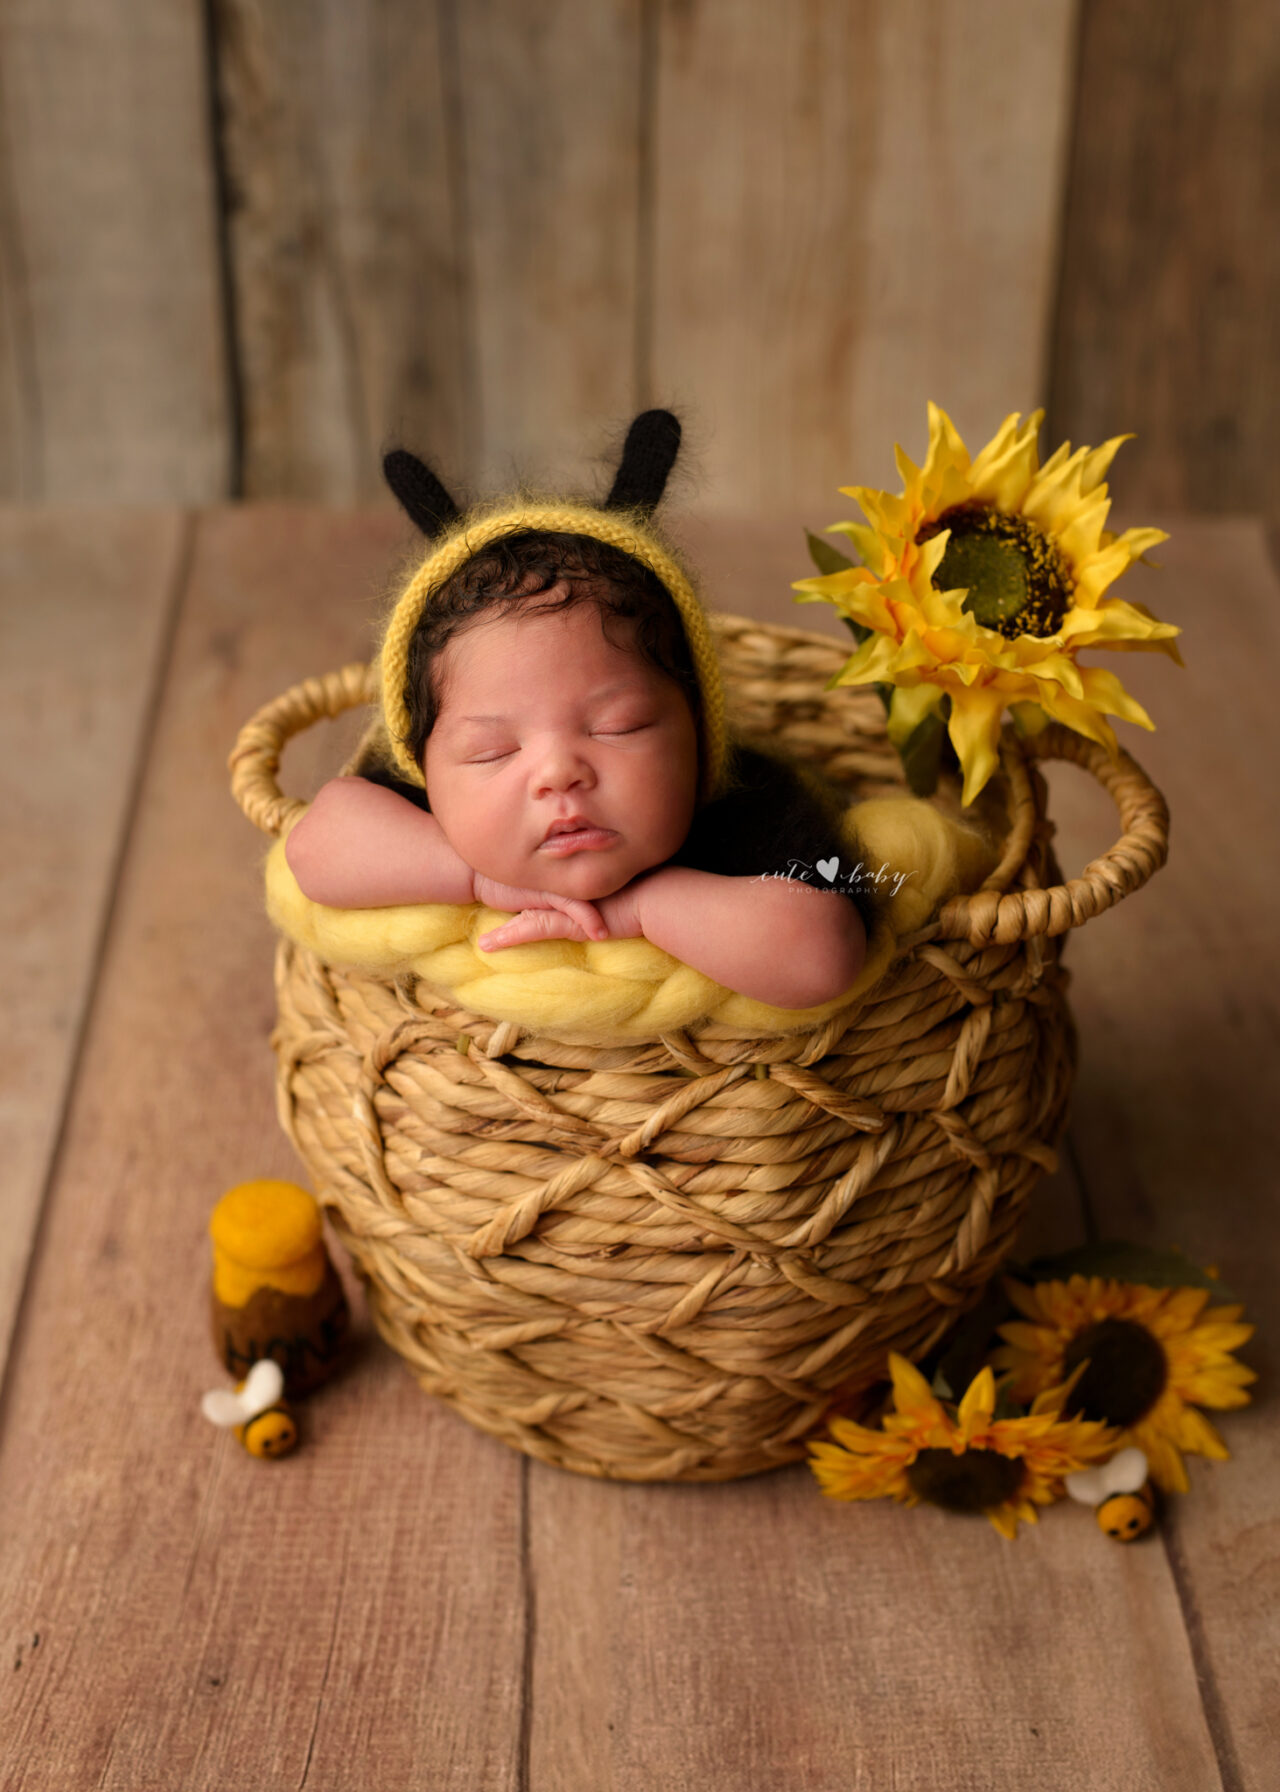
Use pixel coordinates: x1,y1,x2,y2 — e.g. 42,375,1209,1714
517,1453,536,1792
1162,1508,1243,1792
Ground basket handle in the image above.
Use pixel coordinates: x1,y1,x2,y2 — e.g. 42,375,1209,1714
229,662,378,838
932,723,1169,946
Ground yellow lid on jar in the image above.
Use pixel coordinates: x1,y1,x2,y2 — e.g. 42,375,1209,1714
210,1175,326,1277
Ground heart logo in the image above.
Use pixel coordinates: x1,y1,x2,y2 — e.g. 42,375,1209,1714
817,857,839,882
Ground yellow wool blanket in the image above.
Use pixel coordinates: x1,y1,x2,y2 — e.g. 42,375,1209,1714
266,795,998,1039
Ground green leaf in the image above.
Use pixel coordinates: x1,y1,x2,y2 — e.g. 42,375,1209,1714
806,529,856,577
1021,1241,1238,1305
898,709,947,797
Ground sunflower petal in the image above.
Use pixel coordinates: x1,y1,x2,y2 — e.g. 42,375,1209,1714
945,684,1009,805
888,1352,944,1423
923,402,972,482
1177,1406,1230,1461
956,1367,996,1441
1074,665,1156,731
1035,684,1122,754
968,411,1044,511
1138,1429,1189,1494
1058,597,1183,657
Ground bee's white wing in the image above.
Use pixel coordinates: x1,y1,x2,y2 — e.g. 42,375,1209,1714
240,1358,285,1417
1105,1447,1150,1495
200,1358,284,1428
202,1388,248,1427
1065,1466,1110,1506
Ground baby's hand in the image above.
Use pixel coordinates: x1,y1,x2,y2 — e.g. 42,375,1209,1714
472,873,608,951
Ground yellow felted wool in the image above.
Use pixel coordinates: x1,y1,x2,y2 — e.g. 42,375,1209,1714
849,794,1001,935
376,500,730,802
210,1179,327,1306
265,794,997,1039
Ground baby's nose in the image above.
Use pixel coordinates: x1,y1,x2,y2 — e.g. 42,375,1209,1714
530,739,596,797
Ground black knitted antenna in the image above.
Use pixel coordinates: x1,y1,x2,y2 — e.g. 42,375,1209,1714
604,410,682,514
383,449,462,538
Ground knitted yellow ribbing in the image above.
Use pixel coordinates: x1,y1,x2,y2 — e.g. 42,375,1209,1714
378,504,729,801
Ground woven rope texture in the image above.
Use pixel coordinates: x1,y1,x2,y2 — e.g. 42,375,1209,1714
234,614,1168,1481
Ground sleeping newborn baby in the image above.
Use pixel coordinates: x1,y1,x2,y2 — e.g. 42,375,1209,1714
285,422,880,1011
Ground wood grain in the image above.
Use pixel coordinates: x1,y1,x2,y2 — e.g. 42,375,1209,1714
648,0,1078,510
0,2,229,500
1048,2,1280,525
212,0,470,498
526,1456,1219,1789
456,0,644,495
1039,518,1280,1791
0,509,186,1384
0,508,526,1791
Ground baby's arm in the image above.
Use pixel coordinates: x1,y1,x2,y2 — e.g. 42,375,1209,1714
285,777,477,907
285,778,610,938
601,867,866,1009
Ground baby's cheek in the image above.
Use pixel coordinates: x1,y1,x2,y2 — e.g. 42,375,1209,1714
439,798,521,884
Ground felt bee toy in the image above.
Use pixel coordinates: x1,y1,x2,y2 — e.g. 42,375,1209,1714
1065,1447,1156,1542
210,1179,350,1398
201,1359,298,1459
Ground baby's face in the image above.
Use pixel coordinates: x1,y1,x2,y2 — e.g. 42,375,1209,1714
422,597,699,901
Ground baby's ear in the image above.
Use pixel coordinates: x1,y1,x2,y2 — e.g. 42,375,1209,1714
384,449,462,538
605,410,681,515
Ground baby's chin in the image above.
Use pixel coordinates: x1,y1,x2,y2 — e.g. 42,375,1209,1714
501,847,657,903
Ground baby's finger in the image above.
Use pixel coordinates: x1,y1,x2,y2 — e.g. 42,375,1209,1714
550,896,608,941
479,909,588,951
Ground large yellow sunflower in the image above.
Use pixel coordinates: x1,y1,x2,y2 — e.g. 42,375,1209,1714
991,1276,1256,1494
809,1353,1115,1539
793,405,1183,804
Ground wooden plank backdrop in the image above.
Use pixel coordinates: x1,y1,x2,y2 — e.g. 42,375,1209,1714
0,1,229,500
647,0,1076,504
1048,0,1280,521
3,1,1275,513
0,506,1273,1788
209,0,470,498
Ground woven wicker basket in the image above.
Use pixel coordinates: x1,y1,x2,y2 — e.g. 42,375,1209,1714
230,613,1168,1482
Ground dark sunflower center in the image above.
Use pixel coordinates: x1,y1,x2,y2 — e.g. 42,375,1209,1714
918,503,1071,639
1061,1318,1168,1427
905,1447,1025,1514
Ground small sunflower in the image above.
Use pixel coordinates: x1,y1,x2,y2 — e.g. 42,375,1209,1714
809,1353,1115,1539
793,404,1183,804
991,1276,1256,1494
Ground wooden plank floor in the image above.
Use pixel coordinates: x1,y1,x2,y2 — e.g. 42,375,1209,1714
1,507,1272,1790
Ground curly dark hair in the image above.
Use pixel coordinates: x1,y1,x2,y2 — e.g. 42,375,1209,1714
400,530,703,769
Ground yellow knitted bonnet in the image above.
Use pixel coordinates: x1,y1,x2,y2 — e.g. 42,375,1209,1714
376,413,729,803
